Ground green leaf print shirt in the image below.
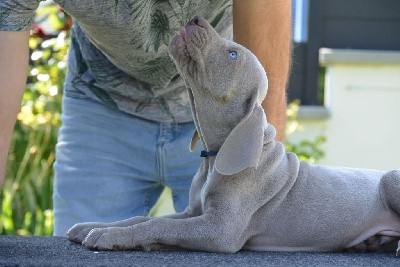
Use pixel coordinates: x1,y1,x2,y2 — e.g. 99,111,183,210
0,0,232,123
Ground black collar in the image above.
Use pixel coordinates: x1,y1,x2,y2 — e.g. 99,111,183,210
200,150,219,157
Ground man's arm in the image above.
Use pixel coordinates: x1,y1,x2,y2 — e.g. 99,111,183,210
233,0,292,141
0,30,30,186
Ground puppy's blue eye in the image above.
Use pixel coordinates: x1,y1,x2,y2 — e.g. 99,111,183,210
228,51,238,60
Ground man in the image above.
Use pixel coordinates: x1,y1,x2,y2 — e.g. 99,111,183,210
0,0,291,235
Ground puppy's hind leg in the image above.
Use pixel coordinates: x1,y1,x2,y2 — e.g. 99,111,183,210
380,170,400,257
397,241,400,257
380,170,400,215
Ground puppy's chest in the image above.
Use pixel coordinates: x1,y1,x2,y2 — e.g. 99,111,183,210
200,171,219,210
200,177,211,209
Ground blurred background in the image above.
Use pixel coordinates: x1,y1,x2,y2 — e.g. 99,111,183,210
287,0,400,171
1,0,399,236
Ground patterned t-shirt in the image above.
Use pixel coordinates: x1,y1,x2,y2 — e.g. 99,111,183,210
0,0,232,123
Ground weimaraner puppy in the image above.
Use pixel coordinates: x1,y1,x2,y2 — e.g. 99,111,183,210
67,16,400,255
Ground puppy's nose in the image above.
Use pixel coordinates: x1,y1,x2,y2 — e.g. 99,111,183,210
188,16,206,28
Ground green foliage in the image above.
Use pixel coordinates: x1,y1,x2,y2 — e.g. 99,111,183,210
285,100,326,163
0,4,326,236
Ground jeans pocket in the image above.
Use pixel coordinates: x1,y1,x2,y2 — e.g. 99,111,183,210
63,83,90,100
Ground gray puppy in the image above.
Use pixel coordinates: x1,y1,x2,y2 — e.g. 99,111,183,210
67,16,400,254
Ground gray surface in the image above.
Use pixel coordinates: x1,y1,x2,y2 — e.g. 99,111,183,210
319,48,400,66
0,236,399,266
297,106,331,119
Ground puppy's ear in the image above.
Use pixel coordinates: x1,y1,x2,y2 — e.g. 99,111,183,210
215,102,265,175
190,130,200,152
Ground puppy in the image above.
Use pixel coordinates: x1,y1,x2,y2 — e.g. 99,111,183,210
67,16,400,255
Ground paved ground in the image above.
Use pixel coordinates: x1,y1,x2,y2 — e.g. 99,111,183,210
0,236,399,266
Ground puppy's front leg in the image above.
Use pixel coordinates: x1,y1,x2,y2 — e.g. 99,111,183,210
67,209,201,244
69,162,209,244
67,215,151,243
83,213,242,253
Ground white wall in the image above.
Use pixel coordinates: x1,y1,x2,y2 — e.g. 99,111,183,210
288,49,400,171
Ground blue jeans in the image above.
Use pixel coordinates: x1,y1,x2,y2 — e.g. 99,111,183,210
53,93,201,236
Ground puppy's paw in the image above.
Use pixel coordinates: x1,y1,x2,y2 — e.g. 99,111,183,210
83,227,138,251
67,222,108,244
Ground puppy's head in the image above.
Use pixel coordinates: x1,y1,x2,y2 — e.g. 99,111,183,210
169,16,267,107
169,17,269,175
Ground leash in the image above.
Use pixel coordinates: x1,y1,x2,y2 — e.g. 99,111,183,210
200,150,219,157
